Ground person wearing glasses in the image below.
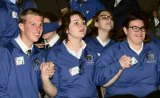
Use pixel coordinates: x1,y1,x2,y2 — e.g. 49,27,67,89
84,9,116,98
94,11,160,98
0,8,56,98
100,0,140,40
44,11,99,98
85,9,116,57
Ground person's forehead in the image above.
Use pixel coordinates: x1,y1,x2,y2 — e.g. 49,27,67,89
99,11,111,16
70,14,84,21
129,20,144,26
25,14,43,21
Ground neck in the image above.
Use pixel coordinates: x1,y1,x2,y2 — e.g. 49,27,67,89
47,32,57,43
128,41,142,51
20,35,33,49
98,29,110,42
66,39,83,53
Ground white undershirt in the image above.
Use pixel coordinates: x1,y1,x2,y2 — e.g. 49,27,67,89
63,40,86,59
45,34,60,47
129,43,143,55
10,0,16,4
15,35,33,55
96,36,110,47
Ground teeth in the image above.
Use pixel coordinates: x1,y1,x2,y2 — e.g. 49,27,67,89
136,35,142,37
35,34,39,35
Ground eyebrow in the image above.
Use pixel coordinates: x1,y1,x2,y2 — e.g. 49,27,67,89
71,19,85,22
99,15,111,17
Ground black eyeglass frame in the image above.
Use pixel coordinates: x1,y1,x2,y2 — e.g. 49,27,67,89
98,15,113,21
128,26,146,32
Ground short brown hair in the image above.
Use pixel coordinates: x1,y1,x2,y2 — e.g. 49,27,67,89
20,8,44,23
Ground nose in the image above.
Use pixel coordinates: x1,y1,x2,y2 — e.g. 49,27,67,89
35,25,42,31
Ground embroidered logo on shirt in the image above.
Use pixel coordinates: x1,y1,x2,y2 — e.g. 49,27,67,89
86,54,94,64
34,58,39,70
15,56,24,66
146,52,156,63
12,11,18,19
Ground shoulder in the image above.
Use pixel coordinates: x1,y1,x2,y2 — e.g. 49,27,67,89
85,45,99,59
0,46,12,57
109,39,116,44
102,42,122,55
49,44,63,55
145,42,160,52
84,37,95,43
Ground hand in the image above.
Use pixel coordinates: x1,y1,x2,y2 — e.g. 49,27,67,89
40,62,55,79
119,55,132,69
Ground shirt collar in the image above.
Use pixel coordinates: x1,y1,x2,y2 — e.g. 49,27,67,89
10,0,16,4
96,36,110,47
129,43,143,55
15,35,33,54
114,0,122,7
47,34,60,47
63,40,86,59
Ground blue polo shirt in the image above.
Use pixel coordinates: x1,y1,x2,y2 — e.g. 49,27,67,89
0,0,19,47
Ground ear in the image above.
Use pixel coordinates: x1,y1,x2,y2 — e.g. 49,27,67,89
123,27,127,35
18,23,24,32
95,21,98,27
66,28,69,34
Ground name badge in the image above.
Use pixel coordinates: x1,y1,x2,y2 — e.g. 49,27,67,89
15,56,24,66
69,66,79,76
131,57,138,65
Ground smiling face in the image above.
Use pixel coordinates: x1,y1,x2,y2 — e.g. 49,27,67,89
19,14,43,47
67,14,87,40
123,19,146,46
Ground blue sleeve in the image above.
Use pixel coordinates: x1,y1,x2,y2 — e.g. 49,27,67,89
94,48,123,86
43,21,59,34
158,52,160,85
0,48,12,98
96,0,105,11
0,4,8,36
37,54,44,91
46,50,60,93
22,1,37,10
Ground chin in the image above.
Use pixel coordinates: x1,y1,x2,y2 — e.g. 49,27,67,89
33,39,39,42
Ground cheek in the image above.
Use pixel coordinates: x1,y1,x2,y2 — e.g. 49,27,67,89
26,26,34,32
68,27,77,33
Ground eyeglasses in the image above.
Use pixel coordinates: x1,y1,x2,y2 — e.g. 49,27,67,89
79,59,85,75
128,26,146,32
99,15,112,20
